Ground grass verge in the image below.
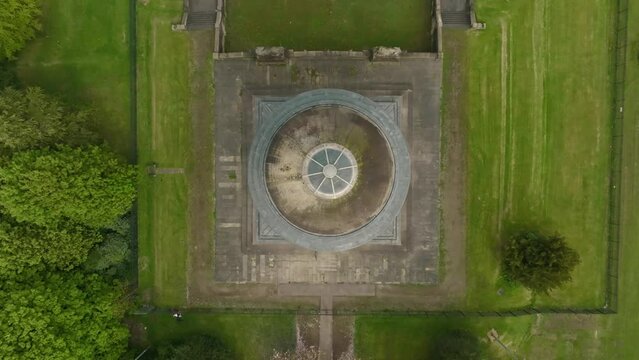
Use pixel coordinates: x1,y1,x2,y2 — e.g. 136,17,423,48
136,0,191,307
135,313,295,360
600,0,639,356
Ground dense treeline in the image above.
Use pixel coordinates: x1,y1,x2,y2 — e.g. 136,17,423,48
0,11,136,357
0,272,130,359
0,86,136,358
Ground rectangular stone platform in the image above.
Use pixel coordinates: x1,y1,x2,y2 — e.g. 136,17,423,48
214,52,442,284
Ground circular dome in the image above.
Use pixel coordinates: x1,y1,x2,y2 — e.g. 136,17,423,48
302,143,358,199
248,89,411,251
265,106,394,235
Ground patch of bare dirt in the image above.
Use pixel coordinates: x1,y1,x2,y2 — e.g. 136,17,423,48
297,315,321,350
333,316,355,360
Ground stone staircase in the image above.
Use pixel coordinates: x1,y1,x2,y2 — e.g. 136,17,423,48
441,10,471,28
317,254,339,273
186,11,216,30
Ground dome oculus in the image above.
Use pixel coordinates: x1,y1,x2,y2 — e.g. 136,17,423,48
302,143,358,199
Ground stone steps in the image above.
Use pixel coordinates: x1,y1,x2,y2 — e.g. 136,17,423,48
441,11,471,28
187,11,216,30
317,255,339,273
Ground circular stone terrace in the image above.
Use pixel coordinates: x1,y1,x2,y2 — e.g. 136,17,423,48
248,89,410,251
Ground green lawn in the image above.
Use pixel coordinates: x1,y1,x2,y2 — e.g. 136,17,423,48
355,316,532,359
599,0,639,356
225,0,432,52
356,0,637,357
17,0,132,158
137,313,295,360
464,0,613,309
136,0,192,307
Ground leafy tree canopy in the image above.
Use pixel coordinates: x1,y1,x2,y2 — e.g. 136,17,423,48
502,230,580,294
0,145,136,228
0,87,96,152
84,233,130,273
0,0,40,59
0,59,19,88
0,216,102,277
156,335,233,360
0,272,129,359
84,216,132,274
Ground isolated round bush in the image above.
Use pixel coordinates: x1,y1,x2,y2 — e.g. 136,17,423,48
502,231,580,294
0,145,136,228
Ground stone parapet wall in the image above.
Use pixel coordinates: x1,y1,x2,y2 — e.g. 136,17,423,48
214,49,440,61
214,0,224,53
434,0,444,55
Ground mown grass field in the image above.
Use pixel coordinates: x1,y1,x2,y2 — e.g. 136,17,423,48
599,0,639,356
136,0,192,307
464,0,614,309
16,0,132,158
137,313,295,360
356,0,639,358
355,316,532,359
225,0,432,52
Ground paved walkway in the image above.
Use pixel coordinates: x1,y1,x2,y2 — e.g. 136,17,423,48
278,284,375,359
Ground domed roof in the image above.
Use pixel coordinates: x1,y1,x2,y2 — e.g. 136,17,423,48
248,89,410,251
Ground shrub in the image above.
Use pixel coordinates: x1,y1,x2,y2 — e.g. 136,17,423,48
502,230,580,294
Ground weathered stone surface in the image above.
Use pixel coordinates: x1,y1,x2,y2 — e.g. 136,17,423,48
371,46,402,60
214,54,442,284
248,89,411,251
255,46,287,62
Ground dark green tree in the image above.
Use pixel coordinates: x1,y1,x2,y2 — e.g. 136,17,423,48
0,272,129,359
0,0,41,59
0,217,102,277
85,216,131,273
502,231,580,294
431,329,485,360
84,233,130,273
0,59,19,88
0,87,96,151
0,145,136,228
156,336,233,360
